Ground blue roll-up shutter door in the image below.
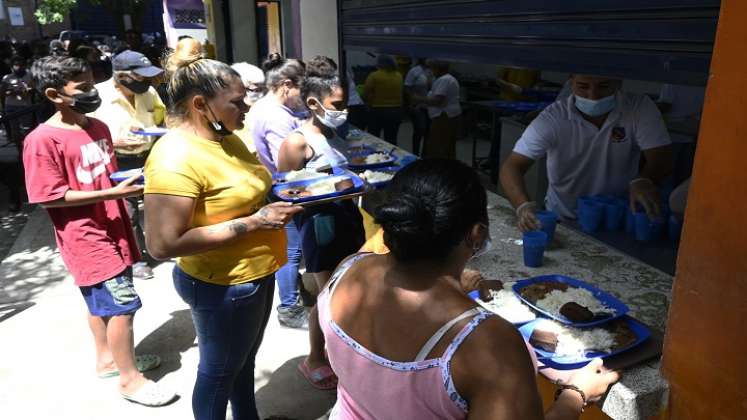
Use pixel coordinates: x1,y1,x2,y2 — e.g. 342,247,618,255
340,0,720,85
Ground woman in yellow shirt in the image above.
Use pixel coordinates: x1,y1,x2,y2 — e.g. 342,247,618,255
363,54,403,145
143,39,302,420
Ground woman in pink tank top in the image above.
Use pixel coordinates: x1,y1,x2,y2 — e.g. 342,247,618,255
318,159,619,419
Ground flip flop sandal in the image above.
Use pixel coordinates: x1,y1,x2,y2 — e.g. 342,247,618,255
297,360,338,390
98,354,162,379
121,380,177,407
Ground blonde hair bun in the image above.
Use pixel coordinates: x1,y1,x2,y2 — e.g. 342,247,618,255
166,38,203,73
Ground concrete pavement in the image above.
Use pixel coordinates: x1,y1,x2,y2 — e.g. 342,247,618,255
0,208,335,420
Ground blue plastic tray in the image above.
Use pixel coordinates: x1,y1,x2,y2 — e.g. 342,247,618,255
273,166,343,184
110,168,144,184
518,316,650,370
346,151,397,170
272,171,365,204
360,165,400,189
131,127,168,137
512,275,629,327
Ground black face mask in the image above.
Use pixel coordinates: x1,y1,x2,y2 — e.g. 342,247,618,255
13,69,26,77
61,88,102,114
205,104,232,137
120,78,151,94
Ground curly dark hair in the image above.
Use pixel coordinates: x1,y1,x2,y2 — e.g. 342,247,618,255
31,55,89,94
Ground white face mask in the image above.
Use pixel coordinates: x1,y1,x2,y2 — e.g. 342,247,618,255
312,98,348,128
574,94,617,117
470,223,493,260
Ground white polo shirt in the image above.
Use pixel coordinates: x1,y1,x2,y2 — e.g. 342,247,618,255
427,74,461,119
514,92,671,219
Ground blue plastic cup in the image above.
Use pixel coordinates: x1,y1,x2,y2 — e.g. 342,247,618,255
634,211,654,242
625,207,635,234
668,215,683,241
651,216,667,239
604,202,626,231
579,202,604,233
535,210,559,243
523,231,548,268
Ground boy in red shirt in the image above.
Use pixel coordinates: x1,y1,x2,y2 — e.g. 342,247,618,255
24,56,174,406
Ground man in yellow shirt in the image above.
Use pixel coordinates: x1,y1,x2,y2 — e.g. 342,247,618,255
93,50,166,279
363,54,403,145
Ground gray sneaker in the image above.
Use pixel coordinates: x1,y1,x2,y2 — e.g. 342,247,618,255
133,262,154,280
277,304,309,329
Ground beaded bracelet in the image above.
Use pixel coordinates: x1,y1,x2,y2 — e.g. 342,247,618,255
554,383,587,412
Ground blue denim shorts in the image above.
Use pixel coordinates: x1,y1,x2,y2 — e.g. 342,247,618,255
79,267,142,317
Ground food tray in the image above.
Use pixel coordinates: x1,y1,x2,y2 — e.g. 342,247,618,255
130,127,169,137
359,165,400,189
272,166,341,184
110,168,144,184
346,151,397,170
512,275,629,327
518,316,650,370
271,171,365,204
346,128,364,140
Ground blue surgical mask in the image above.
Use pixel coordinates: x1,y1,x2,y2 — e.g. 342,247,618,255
574,94,617,117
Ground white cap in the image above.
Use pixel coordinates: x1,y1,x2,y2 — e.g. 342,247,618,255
231,62,265,86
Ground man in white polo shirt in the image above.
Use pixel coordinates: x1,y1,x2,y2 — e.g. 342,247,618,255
500,74,672,231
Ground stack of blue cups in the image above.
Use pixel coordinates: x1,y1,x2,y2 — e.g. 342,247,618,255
577,196,604,233
535,210,559,243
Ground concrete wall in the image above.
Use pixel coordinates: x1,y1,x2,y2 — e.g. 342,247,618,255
228,0,258,64
299,0,338,62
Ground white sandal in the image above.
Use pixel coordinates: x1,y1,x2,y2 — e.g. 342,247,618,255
121,380,177,407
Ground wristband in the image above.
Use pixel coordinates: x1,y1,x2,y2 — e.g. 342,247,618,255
630,177,654,186
515,201,536,217
554,383,587,412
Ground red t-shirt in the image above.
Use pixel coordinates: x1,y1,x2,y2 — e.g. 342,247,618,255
23,118,140,286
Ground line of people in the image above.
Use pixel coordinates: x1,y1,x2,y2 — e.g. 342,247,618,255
23,37,620,420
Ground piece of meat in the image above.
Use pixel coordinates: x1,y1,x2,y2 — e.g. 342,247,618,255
334,178,355,192
529,329,559,352
280,188,311,199
478,280,504,301
560,302,595,323
519,281,569,303
606,320,638,351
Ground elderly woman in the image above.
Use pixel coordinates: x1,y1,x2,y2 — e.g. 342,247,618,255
363,54,403,145
231,61,266,151
319,159,619,419
144,40,302,420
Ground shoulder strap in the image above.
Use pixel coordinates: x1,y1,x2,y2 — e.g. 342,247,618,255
326,253,373,296
414,307,482,362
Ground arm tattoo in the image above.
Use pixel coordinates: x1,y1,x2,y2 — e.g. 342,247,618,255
229,220,249,235
207,219,249,235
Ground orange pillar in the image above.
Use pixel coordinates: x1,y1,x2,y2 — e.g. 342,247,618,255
661,1,747,418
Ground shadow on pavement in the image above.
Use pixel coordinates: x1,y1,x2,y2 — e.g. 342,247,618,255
256,356,336,420
136,309,196,382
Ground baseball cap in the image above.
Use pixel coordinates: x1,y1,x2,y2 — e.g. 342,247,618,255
112,50,163,77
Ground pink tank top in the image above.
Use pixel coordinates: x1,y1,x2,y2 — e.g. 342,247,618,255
318,254,497,420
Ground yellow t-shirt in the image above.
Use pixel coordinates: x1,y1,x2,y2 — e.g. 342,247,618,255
497,67,541,101
360,228,390,254
363,69,403,108
144,129,287,285
93,79,166,144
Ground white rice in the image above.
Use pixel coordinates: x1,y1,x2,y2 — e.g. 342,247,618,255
534,287,612,319
306,176,352,196
477,282,536,324
362,170,394,184
365,152,390,164
285,169,325,182
534,319,616,357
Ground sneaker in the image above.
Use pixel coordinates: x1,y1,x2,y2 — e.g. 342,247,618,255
133,262,154,280
277,304,309,329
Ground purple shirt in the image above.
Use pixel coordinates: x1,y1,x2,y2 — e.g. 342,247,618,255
247,95,304,173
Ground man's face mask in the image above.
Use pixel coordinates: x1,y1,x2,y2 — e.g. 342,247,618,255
120,75,151,95
60,88,102,114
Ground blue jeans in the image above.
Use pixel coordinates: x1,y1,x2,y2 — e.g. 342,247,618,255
173,266,275,420
275,220,302,308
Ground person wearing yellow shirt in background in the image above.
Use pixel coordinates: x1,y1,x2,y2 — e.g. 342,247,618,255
231,61,267,153
363,54,403,145
497,67,541,101
143,38,302,420
93,49,166,279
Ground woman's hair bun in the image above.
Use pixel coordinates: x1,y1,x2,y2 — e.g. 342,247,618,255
375,194,432,241
165,38,203,73
262,52,285,72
